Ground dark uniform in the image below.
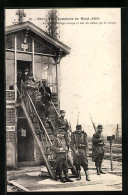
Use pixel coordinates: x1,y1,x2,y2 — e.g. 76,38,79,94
92,124,106,175
23,75,37,117
22,67,29,83
57,110,69,132
70,125,90,181
51,129,73,183
39,80,51,118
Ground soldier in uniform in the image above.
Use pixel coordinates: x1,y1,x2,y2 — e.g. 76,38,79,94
92,124,106,175
70,125,90,181
22,67,29,83
51,129,73,183
39,79,52,119
57,110,70,133
23,74,37,117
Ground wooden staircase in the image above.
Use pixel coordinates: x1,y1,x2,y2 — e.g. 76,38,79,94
18,89,78,179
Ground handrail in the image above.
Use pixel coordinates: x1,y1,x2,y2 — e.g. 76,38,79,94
50,100,60,117
26,91,52,145
21,100,54,179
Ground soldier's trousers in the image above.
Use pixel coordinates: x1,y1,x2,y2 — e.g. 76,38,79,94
75,163,88,171
95,153,104,166
55,158,68,174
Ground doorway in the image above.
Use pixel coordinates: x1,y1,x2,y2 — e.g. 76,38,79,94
17,118,34,162
17,60,32,94
17,60,34,162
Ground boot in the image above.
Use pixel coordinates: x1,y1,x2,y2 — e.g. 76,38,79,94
76,170,81,180
59,171,66,183
54,170,57,181
64,171,73,182
85,170,90,181
99,163,106,174
96,166,100,175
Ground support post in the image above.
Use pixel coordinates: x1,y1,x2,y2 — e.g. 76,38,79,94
32,38,34,77
110,140,113,171
14,35,17,100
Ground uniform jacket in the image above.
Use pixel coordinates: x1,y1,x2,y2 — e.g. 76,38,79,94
92,132,105,149
39,86,51,102
70,130,88,156
92,132,105,162
51,135,69,161
57,117,69,132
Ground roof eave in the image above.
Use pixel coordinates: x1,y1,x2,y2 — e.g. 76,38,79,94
5,21,70,55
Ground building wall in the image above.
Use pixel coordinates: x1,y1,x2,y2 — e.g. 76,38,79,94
6,31,61,167
6,90,16,167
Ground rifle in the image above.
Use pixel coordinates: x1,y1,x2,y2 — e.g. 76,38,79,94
89,113,96,132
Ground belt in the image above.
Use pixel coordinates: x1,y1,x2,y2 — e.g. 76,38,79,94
78,146,86,149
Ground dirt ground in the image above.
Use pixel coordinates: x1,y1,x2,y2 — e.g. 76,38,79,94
6,141,122,192
6,157,122,192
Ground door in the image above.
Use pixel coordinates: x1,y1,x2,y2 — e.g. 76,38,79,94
17,118,34,162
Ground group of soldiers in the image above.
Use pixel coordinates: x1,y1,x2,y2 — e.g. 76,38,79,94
17,67,106,183
17,67,52,120
52,112,106,183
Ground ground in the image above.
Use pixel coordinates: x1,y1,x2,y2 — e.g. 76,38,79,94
7,157,122,192
6,141,122,192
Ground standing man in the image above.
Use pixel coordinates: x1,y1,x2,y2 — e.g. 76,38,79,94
39,79,51,119
70,125,90,181
23,74,37,117
52,129,73,183
22,67,29,83
92,124,106,175
57,110,70,133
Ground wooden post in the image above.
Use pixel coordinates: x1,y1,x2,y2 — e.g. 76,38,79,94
116,124,119,142
32,38,35,77
110,140,113,171
14,35,17,100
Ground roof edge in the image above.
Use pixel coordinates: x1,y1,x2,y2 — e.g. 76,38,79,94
5,21,71,54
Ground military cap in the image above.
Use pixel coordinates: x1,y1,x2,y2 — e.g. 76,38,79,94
60,110,66,114
97,124,103,129
42,79,46,83
76,124,82,130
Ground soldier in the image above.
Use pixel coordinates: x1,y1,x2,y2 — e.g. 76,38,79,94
22,67,29,83
92,124,106,175
23,74,37,117
39,79,51,119
57,110,70,133
52,129,73,183
70,125,90,181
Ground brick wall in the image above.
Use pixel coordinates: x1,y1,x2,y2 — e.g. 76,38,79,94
6,129,16,166
6,107,15,126
6,90,15,101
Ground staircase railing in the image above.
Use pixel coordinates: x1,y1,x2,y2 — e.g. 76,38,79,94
17,88,55,179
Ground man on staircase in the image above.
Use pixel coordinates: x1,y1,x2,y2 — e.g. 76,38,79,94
52,129,73,183
39,79,52,119
70,124,90,181
23,74,37,117
57,110,70,133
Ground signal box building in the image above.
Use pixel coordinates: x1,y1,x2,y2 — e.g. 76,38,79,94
5,21,70,167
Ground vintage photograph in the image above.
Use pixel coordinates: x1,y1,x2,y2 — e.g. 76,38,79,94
5,8,122,191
